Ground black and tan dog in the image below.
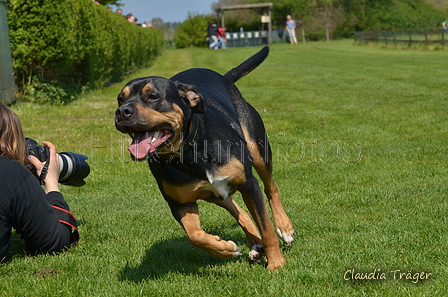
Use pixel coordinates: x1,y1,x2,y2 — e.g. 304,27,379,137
115,47,294,271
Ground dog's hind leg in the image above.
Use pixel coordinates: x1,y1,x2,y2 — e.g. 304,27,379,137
172,201,242,258
244,129,295,245
252,150,295,245
215,197,264,261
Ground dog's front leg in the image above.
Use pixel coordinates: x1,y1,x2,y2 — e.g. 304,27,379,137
240,176,285,271
215,197,265,261
174,202,242,258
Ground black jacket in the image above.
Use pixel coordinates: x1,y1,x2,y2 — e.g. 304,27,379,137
0,156,76,260
207,23,218,37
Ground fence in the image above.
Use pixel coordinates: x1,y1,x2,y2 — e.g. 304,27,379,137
354,29,447,47
225,30,284,47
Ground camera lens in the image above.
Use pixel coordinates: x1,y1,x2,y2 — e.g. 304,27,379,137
57,152,90,187
25,138,90,186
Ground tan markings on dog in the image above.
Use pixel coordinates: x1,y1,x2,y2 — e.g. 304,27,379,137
135,104,167,125
158,104,184,153
178,203,242,258
202,158,247,199
240,127,295,247
142,83,153,94
241,125,264,163
135,104,183,136
216,158,246,185
163,159,245,203
122,86,131,98
215,197,262,254
162,180,214,204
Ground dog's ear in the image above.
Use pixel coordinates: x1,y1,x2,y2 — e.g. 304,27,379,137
176,83,205,113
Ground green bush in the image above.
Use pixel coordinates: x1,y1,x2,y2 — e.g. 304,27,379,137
173,14,209,48
7,0,163,104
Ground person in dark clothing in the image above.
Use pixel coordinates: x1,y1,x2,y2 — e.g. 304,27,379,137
0,103,78,261
207,19,219,50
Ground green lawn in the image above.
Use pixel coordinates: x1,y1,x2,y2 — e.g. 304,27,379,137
1,40,447,296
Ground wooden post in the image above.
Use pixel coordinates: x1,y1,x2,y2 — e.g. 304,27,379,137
301,28,306,44
221,15,224,28
326,27,330,42
268,7,272,44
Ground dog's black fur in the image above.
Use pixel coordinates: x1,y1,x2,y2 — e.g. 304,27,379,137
115,47,294,270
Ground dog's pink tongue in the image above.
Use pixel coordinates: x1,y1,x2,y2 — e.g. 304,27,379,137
128,131,158,160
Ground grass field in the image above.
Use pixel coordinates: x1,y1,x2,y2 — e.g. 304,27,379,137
1,39,447,296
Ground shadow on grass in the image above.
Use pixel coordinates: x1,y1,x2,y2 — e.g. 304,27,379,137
2,232,28,263
120,233,249,282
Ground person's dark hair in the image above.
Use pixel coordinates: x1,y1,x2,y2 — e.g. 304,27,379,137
0,103,28,166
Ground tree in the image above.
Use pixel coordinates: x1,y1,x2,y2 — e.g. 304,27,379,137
99,0,122,6
335,0,445,35
174,14,210,48
249,0,446,38
213,0,259,29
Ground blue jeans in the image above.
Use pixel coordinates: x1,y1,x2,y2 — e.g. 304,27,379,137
209,35,219,50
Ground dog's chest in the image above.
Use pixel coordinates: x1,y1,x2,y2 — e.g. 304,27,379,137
157,158,246,204
161,174,234,203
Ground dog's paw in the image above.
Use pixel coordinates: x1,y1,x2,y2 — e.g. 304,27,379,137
228,240,242,257
277,228,294,245
249,244,265,261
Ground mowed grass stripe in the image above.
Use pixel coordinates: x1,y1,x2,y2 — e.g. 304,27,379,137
2,40,447,296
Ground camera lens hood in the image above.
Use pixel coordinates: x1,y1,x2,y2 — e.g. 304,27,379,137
58,152,90,187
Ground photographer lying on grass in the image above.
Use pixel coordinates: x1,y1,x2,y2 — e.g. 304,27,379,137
0,103,78,261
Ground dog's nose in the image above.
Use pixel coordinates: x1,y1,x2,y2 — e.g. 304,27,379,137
116,104,135,120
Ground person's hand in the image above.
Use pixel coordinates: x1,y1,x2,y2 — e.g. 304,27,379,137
29,141,60,193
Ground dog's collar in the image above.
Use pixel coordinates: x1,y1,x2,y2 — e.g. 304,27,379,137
156,113,199,158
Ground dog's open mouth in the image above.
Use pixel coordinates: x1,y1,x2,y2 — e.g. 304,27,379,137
128,129,172,160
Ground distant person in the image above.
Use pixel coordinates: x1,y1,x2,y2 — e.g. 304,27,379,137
277,28,284,40
0,103,79,261
443,19,448,33
218,27,227,49
116,8,123,15
126,13,136,24
286,15,298,44
207,19,219,50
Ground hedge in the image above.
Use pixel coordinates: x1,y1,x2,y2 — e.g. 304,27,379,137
7,0,164,104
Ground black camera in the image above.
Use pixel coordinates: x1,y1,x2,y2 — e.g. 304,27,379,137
26,138,90,187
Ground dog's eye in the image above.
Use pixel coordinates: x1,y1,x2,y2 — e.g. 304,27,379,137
147,94,159,101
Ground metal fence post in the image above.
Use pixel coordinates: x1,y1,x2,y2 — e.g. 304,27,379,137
0,0,17,104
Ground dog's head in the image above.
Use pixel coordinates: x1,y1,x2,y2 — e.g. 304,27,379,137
115,76,205,160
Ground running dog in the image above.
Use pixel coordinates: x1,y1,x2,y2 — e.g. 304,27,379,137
115,47,294,271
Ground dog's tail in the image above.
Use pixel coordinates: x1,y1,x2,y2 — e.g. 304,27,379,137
224,46,269,83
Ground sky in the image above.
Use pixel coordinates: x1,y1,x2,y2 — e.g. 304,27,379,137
116,0,218,23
